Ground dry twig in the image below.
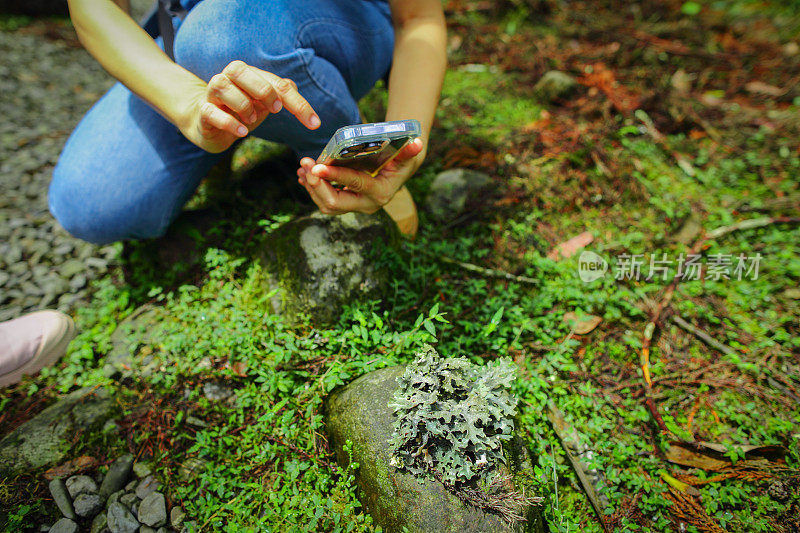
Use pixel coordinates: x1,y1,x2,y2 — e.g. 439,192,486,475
431,253,539,286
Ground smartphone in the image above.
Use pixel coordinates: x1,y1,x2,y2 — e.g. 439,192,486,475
317,119,421,177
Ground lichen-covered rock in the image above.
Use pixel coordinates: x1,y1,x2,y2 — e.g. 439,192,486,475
259,212,396,324
0,388,115,476
424,169,491,222
325,366,544,533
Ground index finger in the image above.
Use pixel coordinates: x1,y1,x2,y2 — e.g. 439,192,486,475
259,71,321,130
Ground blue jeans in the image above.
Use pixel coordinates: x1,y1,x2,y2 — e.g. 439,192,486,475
49,0,393,244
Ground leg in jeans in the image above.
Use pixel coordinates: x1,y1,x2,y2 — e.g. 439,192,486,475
50,0,394,244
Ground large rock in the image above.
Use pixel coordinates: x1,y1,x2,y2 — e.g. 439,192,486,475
325,366,544,533
0,388,115,476
424,169,492,222
259,212,396,324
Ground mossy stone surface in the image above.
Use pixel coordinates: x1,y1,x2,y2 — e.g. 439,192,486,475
325,366,544,533
0,387,115,477
259,211,396,325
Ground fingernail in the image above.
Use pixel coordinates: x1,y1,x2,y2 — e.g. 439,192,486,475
306,172,318,186
248,112,257,123
272,100,282,113
309,114,321,128
311,164,326,176
237,126,248,136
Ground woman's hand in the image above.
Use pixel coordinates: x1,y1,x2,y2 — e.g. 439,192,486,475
296,138,424,215
178,60,321,153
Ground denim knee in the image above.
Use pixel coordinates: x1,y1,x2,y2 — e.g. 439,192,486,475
49,162,171,245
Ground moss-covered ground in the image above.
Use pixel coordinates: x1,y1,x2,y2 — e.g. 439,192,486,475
2,0,800,531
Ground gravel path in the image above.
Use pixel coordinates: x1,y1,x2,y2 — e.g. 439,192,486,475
0,28,117,322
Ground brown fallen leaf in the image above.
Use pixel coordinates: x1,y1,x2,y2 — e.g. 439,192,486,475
563,312,602,335
43,455,98,481
547,231,594,261
664,441,787,471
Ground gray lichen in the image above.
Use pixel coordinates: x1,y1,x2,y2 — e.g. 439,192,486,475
388,345,518,486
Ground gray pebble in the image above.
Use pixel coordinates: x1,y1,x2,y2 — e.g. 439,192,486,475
140,527,157,533
74,493,104,518
86,257,108,271
107,489,125,509
66,474,98,499
119,492,138,509
53,243,74,256
48,518,78,533
48,478,77,520
107,502,139,533
69,274,87,291
99,455,133,498
135,475,160,499
124,479,138,492
59,259,84,278
170,505,186,528
138,492,167,527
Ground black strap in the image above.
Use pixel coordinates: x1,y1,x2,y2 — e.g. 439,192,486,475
155,0,188,60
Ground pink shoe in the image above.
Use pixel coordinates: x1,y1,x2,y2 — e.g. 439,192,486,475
0,310,76,387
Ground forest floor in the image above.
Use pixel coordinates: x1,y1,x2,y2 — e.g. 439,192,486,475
1,0,800,531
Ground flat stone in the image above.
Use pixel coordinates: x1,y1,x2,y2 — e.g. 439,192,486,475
107,502,139,533
135,475,160,499
138,492,167,527
48,478,77,520
124,480,137,492
48,518,78,533
99,455,134,499
66,474,98,498
0,388,115,476
74,493,104,518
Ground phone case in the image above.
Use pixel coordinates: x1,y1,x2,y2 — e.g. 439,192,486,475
317,119,421,176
